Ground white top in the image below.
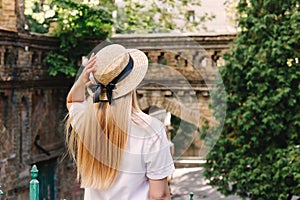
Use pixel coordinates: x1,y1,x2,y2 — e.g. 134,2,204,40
69,102,175,200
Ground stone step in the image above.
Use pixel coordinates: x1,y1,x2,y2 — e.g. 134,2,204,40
174,157,206,168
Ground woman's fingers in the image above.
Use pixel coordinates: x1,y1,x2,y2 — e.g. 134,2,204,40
86,63,96,73
84,54,96,75
86,53,96,69
79,53,97,84
88,56,96,67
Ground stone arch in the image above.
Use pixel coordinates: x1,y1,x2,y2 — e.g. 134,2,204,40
138,94,214,158
138,95,213,128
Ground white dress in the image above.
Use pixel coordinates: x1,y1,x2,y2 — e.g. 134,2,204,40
69,102,175,200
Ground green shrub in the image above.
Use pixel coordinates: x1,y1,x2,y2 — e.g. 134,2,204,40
203,0,300,199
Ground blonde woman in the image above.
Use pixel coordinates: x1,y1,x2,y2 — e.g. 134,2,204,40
65,44,175,200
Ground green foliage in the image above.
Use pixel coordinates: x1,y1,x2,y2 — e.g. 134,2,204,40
25,15,49,34
115,0,215,33
44,53,77,77
25,0,114,77
50,0,113,38
203,0,300,199
24,0,214,76
115,1,161,33
24,0,56,33
46,0,113,77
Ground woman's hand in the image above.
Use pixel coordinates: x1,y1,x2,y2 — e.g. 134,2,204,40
78,53,97,85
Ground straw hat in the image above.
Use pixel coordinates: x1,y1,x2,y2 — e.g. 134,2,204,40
87,44,148,103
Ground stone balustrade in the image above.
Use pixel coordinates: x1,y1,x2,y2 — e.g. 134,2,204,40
0,30,235,85
0,30,59,83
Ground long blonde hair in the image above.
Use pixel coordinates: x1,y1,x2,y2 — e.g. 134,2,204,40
66,91,142,189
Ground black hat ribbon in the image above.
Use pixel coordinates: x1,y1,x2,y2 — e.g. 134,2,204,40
89,55,134,104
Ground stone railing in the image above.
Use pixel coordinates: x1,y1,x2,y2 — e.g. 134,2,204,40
0,30,59,82
0,30,235,84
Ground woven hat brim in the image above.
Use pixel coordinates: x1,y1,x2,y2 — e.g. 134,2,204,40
112,49,148,99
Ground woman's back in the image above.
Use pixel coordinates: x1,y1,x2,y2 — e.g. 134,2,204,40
84,114,174,200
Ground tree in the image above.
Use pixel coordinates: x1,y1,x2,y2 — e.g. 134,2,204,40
25,0,214,35
24,0,115,76
203,0,300,199
114,0,214,33
24,0,54,33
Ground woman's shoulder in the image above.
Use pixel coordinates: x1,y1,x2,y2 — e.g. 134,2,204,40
131,111,164,132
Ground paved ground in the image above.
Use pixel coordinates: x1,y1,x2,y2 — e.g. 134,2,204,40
169,167,242,200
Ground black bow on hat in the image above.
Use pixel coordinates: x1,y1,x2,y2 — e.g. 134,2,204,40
89,56,134,104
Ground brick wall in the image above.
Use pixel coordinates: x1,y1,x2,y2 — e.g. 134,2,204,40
0,29,77,199
0,0,22,32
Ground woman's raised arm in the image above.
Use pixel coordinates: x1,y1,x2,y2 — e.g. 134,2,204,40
66,53,96,110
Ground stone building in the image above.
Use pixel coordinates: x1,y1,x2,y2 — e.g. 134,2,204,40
0,0,236,199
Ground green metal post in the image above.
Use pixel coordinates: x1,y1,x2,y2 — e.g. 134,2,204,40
30,165,39,200
0,185,3,195
189,192,194,200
